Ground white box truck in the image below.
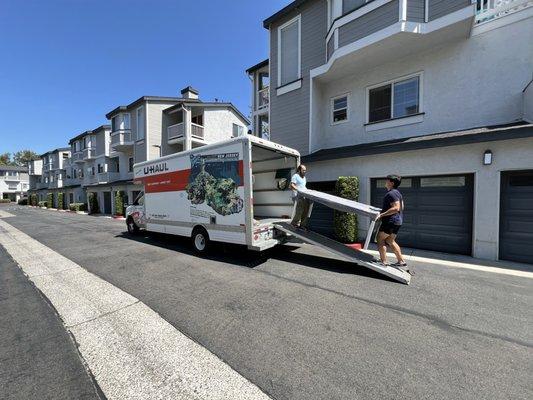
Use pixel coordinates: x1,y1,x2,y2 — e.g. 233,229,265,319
126,135,300,253
125,135,411,284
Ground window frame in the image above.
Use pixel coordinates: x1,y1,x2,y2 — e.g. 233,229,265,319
136,106,145,141
330,93,350,125
365,72,424,125
277,15,302,90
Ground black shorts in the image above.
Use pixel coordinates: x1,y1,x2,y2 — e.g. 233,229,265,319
379,222,401,235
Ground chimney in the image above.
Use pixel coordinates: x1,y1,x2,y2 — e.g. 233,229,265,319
181,86,199,100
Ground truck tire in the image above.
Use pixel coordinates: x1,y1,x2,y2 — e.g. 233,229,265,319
191,227,210,254
126,217,140,235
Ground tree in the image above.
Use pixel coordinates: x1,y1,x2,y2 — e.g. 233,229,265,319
0,153,11,166
13,150,39,166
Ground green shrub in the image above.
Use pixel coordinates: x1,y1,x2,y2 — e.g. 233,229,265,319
114,191,125,216
334,176,359,243
47,193,54,208
38,200,47,207
0,199,11,203
69,202,86,212
30,194,38,206
57,192,64,210
88,192,99,214
18,198,28,205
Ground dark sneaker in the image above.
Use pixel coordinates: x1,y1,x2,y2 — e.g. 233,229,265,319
391,261,407,268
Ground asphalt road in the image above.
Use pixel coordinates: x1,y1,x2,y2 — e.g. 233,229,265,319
0,245,101,400
2,205,532,400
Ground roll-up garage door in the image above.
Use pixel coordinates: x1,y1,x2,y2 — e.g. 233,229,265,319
307,181,336,238
499,170,533,264
371,174,474,255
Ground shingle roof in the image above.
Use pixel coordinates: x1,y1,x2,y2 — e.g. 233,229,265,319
68,125,111,144
303,122,533,163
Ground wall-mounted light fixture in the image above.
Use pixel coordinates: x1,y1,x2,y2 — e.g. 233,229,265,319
483,150,493,165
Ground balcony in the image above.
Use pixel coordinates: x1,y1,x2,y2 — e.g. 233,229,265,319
475,0,532,23
257,87,269,111
36,182,48,190
83,175,97,186
110,129,133,152
73,151,84,163
316,0,475,81
167,122,205,144
96,172,121,184
83,148,96,160
49,180,63,189
64,177,80,187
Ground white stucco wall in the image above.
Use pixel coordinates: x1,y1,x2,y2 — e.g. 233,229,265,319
203,108,248,143
306,136,533,261
312,17,533,152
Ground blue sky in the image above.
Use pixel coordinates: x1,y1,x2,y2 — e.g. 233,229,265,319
0,0,288,155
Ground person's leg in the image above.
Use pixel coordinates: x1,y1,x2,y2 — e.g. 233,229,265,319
300,199,311,228
385,234,405,263
377,231,389,263
291,199,304,227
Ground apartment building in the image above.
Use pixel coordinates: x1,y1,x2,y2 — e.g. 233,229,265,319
0,165,29,201
252,0,533,263
33,148,71,205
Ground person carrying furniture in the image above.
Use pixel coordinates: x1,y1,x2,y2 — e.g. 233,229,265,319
290,164,310,230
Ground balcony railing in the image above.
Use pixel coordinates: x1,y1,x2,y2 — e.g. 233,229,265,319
475,0,531,23
191,123,204,139
73,151,84,163
97,172,121,184
257,87,269,110
111,129,133,147
82,147,95,160
36,182,48,189
168,123,184,139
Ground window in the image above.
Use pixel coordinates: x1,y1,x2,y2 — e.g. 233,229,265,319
331,94,348,124
259,114,270,140
420,176,465,187
111,116,118,132
136,107,145,140
278,16,300,87
123,113,130,130
232,124,244,138
97,164,104,174
128,157,134,172
73,169,77,179
368,75,421,123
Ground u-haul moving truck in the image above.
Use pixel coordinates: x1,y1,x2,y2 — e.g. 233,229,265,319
126,135,300,253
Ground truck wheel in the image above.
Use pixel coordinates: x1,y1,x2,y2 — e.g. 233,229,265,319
191,227,210,254
126,217,139,234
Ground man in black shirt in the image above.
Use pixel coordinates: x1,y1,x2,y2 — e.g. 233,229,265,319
376,175,407,269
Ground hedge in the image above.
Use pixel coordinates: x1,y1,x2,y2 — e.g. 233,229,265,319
30,194,38,206
38,200,47,207
88,192,99,214
18,198,28,205
69,202,86,212
47,193,54,209
334,176,359,243
0,199,10,203
57,192,64,210
114,191,125,216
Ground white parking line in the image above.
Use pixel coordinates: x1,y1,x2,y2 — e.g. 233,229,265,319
0,218,270,400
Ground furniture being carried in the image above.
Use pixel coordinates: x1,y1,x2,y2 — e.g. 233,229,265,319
274,188,411,285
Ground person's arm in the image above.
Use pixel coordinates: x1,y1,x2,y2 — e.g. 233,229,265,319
290,175,298,191
377,201,400,219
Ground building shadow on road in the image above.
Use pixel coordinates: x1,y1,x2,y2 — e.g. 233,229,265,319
115,231,396,283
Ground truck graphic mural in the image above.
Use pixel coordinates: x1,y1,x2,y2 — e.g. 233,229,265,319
186,153,244,216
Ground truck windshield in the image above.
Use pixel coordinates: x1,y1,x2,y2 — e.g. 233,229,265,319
133,191,144,206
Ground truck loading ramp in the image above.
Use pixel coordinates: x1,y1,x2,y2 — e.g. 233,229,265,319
274,223,411,284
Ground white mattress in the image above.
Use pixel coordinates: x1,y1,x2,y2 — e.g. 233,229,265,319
297,189,381,219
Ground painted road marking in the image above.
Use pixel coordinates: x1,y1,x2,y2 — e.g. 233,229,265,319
0,218,270,400
364,249,533,279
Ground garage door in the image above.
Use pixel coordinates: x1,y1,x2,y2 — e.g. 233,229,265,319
371,174,474,255
307,181,336,238
500,170,533,264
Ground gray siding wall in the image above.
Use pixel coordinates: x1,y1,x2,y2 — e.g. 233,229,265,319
269,0,327,155
429,0,470,20
338,0,399,48
407,0,426,22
